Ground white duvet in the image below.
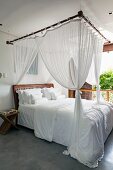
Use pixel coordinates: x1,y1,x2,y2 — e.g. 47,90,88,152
18,98,113,167
33,99,113,143
34,98,75,143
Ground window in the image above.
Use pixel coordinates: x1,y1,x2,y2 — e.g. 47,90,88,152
27,55,38,75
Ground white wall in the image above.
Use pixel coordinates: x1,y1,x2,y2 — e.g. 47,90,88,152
0,33,14,124
0,33,14,110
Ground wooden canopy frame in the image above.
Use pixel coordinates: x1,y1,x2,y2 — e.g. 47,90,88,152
6,10,110,45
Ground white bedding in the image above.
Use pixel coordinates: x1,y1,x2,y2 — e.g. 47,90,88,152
18,98,113,148
18,98,113,168
18,98,75,146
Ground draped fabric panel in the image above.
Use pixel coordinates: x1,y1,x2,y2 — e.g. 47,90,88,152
35,20,95,90
35,19,104,167
86,38,104,102
68,36,104,168
13,39,37,84
94,38,104,103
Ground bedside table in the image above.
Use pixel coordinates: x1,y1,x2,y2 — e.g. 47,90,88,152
0,109,19,135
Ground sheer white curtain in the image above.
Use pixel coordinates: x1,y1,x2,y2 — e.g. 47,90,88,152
35,19,103,167
86,37,104,103
94,38,104,103
13,39,37,84
36,20,95,90
68,36,104,168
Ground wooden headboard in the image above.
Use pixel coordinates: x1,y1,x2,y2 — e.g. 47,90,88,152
13,83,54,109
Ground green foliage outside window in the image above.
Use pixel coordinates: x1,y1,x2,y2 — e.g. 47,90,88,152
100,70,113,90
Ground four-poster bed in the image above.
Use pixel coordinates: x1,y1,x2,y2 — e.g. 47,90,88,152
7,10,113,168
13,84,113,168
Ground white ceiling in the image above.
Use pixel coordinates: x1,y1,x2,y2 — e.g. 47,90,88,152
0,0,113,41
83,0,113,34
0,0,80,37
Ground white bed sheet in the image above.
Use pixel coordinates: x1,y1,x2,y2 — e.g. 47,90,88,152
18,98,113,147
18,104,35,130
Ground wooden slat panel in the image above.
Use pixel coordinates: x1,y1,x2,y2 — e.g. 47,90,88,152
103,43,113,52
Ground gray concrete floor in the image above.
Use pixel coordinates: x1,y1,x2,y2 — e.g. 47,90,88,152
0,127,113,170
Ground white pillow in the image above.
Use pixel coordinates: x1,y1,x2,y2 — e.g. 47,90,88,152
51,91,61,100
23,91,43,104
51,92,65,100
17,88,42,102
55,95,66,100
42,88,52,100
23,88,42,95
31,97,48,104
30,93,43,104
22,91,30,104
17,88,43,105
49,87,60,93
42,88,62,100
16,90,24,104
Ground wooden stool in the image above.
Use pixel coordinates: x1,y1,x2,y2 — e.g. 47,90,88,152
0,109,19,135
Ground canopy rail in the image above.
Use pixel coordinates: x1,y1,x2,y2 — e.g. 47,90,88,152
6,10,110,45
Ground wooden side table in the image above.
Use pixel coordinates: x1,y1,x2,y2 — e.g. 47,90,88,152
0,109,19,135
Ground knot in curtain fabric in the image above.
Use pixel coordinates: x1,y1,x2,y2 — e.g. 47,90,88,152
35,19,104,168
